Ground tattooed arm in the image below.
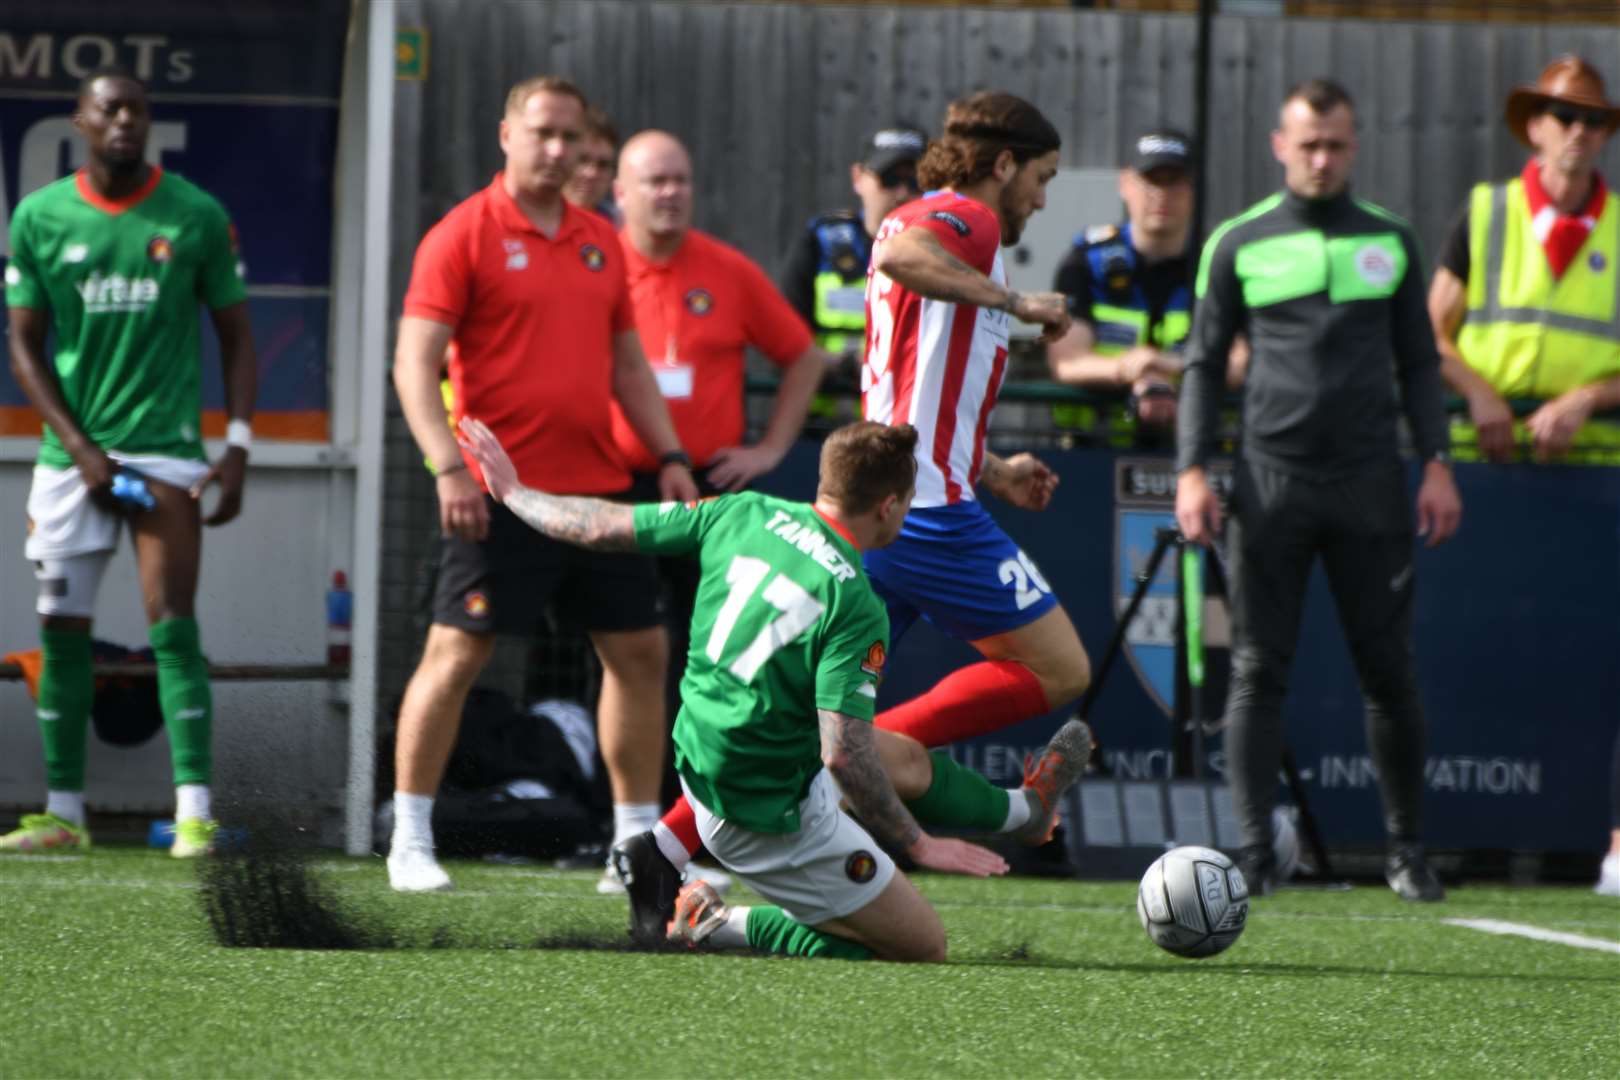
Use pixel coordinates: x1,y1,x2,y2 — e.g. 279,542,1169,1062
819,710,1010,878
458,416,637,551
503,489,639,552
819,709,922,854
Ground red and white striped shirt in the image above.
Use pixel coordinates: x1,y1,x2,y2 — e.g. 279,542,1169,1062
862,191,1010,508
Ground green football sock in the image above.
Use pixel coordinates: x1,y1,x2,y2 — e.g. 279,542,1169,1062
38,628,94,792
746,906,873,961
150,617,212,786
904,751,1010,831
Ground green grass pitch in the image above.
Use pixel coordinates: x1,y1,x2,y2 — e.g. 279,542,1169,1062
2,846,1616,1078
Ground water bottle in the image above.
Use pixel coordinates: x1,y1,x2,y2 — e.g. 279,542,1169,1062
326,570,352,668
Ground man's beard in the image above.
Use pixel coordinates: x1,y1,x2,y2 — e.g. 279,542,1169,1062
103,151,144,178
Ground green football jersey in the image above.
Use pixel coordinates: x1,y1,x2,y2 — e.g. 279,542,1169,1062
5,168,247,467
633,492,890,834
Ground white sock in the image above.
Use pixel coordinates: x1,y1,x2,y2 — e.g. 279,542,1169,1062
611,802,660,848
652,821,694,871
999,788,1034,832
711,905,751,949
46,790,85,827
392,792,435,852
176,784,211,822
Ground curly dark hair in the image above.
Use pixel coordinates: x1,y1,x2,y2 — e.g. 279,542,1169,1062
917,91,1061,190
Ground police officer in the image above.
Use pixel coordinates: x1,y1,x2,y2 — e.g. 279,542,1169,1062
780,125,927,382
1048,130,1200,440
1175,79,1463,902
1430,55,1620,464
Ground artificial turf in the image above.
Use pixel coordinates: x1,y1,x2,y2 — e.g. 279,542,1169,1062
1,846,1616,1078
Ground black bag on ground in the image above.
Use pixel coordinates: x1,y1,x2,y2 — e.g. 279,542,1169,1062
378,687,608,857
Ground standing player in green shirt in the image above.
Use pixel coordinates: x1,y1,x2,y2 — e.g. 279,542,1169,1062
3,68,257,858
462,416,1092,962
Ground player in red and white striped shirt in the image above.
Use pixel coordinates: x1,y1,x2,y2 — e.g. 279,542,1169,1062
615,96,1101,938
859,91,1094,751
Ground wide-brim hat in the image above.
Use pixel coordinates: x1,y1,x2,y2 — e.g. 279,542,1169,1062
1504,55,1620,150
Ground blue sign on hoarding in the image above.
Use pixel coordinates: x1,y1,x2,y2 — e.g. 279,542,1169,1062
760,442,1620,855
0,0,349,441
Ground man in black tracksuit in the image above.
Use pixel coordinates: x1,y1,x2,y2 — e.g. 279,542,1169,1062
1175,79,1463,901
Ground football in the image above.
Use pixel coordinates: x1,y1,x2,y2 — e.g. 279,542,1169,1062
1137,845,1249,958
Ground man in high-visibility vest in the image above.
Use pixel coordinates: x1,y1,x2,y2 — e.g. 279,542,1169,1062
1430,55,1620,464
780,126,927,419
1047,131,1247,446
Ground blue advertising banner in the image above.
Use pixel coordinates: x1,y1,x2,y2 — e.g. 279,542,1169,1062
0,0,348,441
760,445,1620,855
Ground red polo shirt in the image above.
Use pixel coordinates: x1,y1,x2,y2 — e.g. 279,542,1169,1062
610,229,812,472
403,173,634,494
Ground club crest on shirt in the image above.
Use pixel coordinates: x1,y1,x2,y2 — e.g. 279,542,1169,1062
464,591,490,619
1590,251,1607,273
845,850,878,884
503,238,528,271
684,288,713,315
1354,244,1396,287
580,243,606,271
146,235,173,264
860,640,886,678
927,210,971,236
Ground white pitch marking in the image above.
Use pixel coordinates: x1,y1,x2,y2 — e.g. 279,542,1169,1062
1443,918,1620,954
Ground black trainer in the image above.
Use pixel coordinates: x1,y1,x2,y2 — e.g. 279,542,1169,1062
1386,843,1445,902
1237,843,1277,897
609,830,682,944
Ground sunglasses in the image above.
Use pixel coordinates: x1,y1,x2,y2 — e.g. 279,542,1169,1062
1544,104,1612,130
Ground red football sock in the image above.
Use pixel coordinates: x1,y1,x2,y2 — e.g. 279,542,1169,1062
661,795,702,858
875,660,1050,747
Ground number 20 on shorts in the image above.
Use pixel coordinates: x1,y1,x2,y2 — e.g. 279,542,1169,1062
998,550,1051,611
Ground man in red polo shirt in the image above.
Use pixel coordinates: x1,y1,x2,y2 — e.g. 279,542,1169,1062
610,130,826,494
387,76,699,893
607,130,828,838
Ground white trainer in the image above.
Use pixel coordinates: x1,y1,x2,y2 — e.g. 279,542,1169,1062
388,845,452,892
1596,852,1620,897
596,864,628,895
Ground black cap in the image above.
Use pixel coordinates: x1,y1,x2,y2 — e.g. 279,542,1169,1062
1128,129,1194,175
861,126,928,173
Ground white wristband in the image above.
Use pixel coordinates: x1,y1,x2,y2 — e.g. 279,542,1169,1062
225,419,253,451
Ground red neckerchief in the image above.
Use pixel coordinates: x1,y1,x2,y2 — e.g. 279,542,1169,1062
1522,160,1607,279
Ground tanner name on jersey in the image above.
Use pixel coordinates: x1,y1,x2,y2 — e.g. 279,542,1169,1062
762,509,857,582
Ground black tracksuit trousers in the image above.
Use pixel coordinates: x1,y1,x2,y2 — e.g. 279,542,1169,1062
1223,459,1427,850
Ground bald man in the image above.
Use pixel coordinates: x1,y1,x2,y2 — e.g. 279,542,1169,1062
605,131,828,849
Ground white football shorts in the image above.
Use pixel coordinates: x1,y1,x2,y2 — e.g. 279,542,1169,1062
25,454,210,561
683,769,896,927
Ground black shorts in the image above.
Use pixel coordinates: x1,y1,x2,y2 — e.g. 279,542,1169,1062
430,495,662,635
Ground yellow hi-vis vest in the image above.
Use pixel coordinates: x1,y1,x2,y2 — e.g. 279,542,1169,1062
1456,177,1620,457
812,271,866,356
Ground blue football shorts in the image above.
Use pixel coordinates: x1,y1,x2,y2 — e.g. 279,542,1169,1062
862,500,1058,645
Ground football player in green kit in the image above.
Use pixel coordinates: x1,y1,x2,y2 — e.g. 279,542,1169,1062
3,68,257,857
461,416,1092,962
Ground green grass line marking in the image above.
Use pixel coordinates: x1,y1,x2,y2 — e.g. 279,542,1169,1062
1444,917,1620,954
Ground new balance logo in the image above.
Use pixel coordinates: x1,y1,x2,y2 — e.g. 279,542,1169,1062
1389,565,1413,592
176,707,208,721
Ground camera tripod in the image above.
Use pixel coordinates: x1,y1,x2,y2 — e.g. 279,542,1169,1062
1073,525,1335,877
